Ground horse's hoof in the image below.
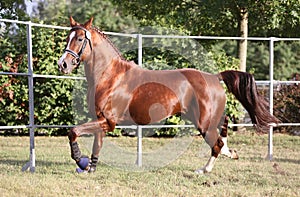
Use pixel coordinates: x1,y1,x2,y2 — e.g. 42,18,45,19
88,166,96,173
194,168,207,174
76,167,88,173
230,149,239,160
76,156,90,170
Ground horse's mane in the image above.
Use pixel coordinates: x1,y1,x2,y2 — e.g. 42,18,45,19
91,26,125,60
91,26,141,71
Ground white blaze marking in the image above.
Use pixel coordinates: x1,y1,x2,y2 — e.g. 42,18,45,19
58,31,76,65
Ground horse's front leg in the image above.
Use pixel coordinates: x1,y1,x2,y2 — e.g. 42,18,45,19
89,130,105,172
68,120,105,173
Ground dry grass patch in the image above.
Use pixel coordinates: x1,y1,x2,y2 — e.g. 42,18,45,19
0,132,299,196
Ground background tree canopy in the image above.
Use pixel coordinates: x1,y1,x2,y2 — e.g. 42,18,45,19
0,0,299,135
113,0,300,37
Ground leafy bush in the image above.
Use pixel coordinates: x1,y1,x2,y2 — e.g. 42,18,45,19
31,26,75,136
274,73,300,134
0,26,29,135
0,24,74,136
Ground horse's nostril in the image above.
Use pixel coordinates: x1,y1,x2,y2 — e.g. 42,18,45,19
62,62,68,69
58,61,68,72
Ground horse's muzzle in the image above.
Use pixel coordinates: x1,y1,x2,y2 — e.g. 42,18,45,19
58,61,71,74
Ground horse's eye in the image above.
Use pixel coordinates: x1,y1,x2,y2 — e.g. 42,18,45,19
78,38,83,42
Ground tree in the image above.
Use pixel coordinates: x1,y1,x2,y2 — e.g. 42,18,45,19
35,0,138,32
113,0,300,72
0,0,28,20
0,0,30,37
114,0,300,37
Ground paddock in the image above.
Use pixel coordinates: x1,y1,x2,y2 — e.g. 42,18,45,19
0,133,299,196
0,19,299,174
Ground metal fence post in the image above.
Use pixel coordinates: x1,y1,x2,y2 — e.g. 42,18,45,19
268,37,275,161
22,21,36,172
136,126,143,167
136,34,143,167
138,34,143,67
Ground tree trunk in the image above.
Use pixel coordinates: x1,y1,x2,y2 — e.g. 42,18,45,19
234,7,248,131
238,8,248,72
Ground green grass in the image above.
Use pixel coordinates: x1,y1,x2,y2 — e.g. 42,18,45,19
0,132,299,196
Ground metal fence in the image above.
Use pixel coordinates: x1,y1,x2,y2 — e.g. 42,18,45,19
0,19,300,172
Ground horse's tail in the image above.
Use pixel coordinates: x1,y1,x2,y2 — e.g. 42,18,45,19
219,70,279,132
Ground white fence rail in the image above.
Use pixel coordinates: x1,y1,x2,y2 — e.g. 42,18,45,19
0,19,299,172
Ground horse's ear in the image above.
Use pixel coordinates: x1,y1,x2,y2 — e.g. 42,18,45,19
84,17,94,29
70,16,79,27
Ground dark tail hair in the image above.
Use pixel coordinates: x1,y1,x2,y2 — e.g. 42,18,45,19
219,70,279,132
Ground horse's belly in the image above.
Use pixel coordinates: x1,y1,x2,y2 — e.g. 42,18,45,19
127,82,181,125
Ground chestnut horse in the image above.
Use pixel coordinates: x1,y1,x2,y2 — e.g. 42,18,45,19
58,17,278,173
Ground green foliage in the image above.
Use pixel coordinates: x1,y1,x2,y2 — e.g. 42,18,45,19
210,49,244,124
212,40,300,80
114,0,300,37
0,0,28,20
0,25,29,132
0,22,75,135
274,41,300,80
32,27,76,135
36,0,138,32
106,129,123,137
153,116,195,137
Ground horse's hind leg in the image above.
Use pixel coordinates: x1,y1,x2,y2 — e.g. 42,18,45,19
220,116,238,159
89,129,106,172
195,117,238,174
195,128,224,174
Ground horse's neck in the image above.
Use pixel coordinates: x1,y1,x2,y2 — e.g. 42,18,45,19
84,37,121,85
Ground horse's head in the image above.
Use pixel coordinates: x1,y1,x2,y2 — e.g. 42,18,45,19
58,16,94,74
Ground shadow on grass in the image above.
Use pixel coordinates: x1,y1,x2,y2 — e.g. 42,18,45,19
274,157,300,165
0,159,79,174
0,159,71,167
0,158,114,174
246,156,300,165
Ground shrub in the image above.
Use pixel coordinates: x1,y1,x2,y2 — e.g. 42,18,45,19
274,73,300,134
0,24,74,136
0,27,29,135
